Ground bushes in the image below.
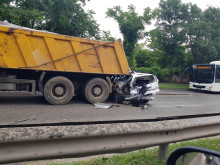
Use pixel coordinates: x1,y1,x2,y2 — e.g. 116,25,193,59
135,66,160,76
135,67,184,82
133,44,187,82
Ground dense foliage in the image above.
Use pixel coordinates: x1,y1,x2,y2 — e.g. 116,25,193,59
138,0,220,81
106,5,156,69
0,0,219,81
0,0,100,38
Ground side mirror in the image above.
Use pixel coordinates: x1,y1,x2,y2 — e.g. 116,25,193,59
167,146,220,165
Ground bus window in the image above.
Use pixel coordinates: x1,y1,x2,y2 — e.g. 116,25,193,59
190,65,215,84
215,66,220,83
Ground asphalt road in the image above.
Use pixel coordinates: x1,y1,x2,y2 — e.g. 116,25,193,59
0,89,220,125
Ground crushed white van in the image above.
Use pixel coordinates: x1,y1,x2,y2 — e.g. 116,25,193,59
113,72,160,104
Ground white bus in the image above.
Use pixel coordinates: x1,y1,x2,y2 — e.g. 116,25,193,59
189,61,220,92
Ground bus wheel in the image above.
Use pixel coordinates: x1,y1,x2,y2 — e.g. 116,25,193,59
44,76,74,105
84,78,109,103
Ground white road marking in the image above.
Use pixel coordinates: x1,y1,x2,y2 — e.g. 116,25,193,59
153,105,201,108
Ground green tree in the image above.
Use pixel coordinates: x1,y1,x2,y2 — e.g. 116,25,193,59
134,44,159,68
0,0,100,38
42,0,100,38
153,0,188,69
106,5,155,68
183,5,220,64
184,4,210,64
0,0,13,21
203,7,220,62
99,30,115,42
0,0,42,27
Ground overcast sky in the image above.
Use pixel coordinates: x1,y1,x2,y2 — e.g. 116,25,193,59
84,0,220,39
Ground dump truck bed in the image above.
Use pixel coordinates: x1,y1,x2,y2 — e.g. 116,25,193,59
0,21,130,75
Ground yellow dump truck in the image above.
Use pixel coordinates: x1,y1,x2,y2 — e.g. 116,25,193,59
0,21,130,104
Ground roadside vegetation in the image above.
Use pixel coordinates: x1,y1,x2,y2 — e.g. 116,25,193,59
159,83,188,89
48,138,220,165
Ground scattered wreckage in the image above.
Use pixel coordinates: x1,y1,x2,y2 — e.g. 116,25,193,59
112,72,159,105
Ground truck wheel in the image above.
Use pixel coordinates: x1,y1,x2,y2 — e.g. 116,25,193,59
84,78,109,103
44,76,74,105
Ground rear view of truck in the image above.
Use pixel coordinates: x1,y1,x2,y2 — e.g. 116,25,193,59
0,21,130,104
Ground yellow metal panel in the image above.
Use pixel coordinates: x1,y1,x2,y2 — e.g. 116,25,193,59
114,40,130,74
95,45,123,74
55,39,81,72
70,41,88,72
27,36,55,70
14,33,37,68
0,32,27,68
0,48,7,67
44,37,66,71
94,44,104,73
81,43,102,73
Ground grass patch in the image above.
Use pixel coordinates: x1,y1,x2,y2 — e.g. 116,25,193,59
159,83,188,89
48,138,220,165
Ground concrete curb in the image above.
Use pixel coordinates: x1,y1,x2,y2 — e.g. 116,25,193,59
157,89,190,96
157,93,189,95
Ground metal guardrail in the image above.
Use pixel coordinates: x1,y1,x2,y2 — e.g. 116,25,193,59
0,116,220,164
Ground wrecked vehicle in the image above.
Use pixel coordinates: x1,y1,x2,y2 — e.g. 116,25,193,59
113,72,159,104
0,21,159,105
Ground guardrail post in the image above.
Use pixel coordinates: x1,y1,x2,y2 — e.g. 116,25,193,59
158,143,169,160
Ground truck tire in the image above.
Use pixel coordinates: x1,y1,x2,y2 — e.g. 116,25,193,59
44,76,74,105
84,78,109,103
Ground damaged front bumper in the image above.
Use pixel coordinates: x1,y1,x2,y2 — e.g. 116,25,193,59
124,89,160,101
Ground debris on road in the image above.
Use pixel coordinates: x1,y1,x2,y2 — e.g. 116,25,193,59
131,102,149,110
142,105,148,110
93,103,120,109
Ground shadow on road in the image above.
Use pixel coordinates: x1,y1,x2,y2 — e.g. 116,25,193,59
0,93,89,105
0,95,45,105
189,89,220,95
